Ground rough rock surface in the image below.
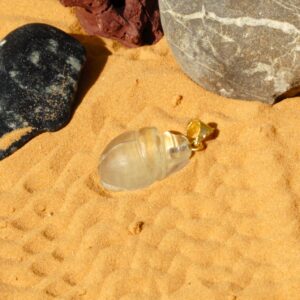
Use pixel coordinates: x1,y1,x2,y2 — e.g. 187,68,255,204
60,0,163,48
0,23,86,160
159,0,300,103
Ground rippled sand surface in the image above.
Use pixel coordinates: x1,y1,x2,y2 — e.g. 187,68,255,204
0,1,300,299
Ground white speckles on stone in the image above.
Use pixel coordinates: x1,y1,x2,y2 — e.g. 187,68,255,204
15,115,27,125
274,70,291,93
246,62,291,93
47,39,58,53
44,75,75,96
9,71,26,89
7,122,17,129
66,56,81,71
0,40,6,47
164,5,300,36
207,10,300,36
46,84,60,94
34,106,43,113
30,51,40,66
246,63,274,80
9,71,19,78
219,88,234,97
67,76,76,85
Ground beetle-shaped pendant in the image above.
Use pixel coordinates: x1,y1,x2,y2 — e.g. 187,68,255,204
99,119,215,191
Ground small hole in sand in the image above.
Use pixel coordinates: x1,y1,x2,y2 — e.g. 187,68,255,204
173,95,183,107
129,221,144,235
63,273,77,286
31,263,46,277
52,249,64,262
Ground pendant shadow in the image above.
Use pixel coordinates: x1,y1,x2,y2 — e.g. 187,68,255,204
70,34,112,113
206,122,219,141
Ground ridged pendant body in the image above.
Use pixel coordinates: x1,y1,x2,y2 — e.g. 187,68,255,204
99,127,192,191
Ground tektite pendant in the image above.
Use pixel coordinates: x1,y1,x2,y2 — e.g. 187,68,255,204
99,120,215,191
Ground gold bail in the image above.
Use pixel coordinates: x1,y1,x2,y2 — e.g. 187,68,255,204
186,119,215,151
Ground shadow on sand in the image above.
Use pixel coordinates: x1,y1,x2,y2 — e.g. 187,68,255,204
275,85,300,103
71,34,112,112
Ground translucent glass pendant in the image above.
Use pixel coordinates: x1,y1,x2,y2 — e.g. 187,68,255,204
99,120,215,191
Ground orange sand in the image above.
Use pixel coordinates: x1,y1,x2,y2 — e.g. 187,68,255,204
0,127,32,150
1,1,300,299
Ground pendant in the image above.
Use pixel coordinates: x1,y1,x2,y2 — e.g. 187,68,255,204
99,119,215,191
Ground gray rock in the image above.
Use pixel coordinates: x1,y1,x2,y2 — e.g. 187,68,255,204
159,0,300,103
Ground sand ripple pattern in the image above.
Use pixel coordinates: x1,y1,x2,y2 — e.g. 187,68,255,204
0,1,300,299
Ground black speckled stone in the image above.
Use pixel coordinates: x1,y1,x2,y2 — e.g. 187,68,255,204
0,23,86,160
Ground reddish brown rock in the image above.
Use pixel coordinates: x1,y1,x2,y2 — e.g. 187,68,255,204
60,0,163,48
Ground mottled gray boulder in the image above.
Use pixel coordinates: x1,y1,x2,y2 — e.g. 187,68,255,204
159,0,300,103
